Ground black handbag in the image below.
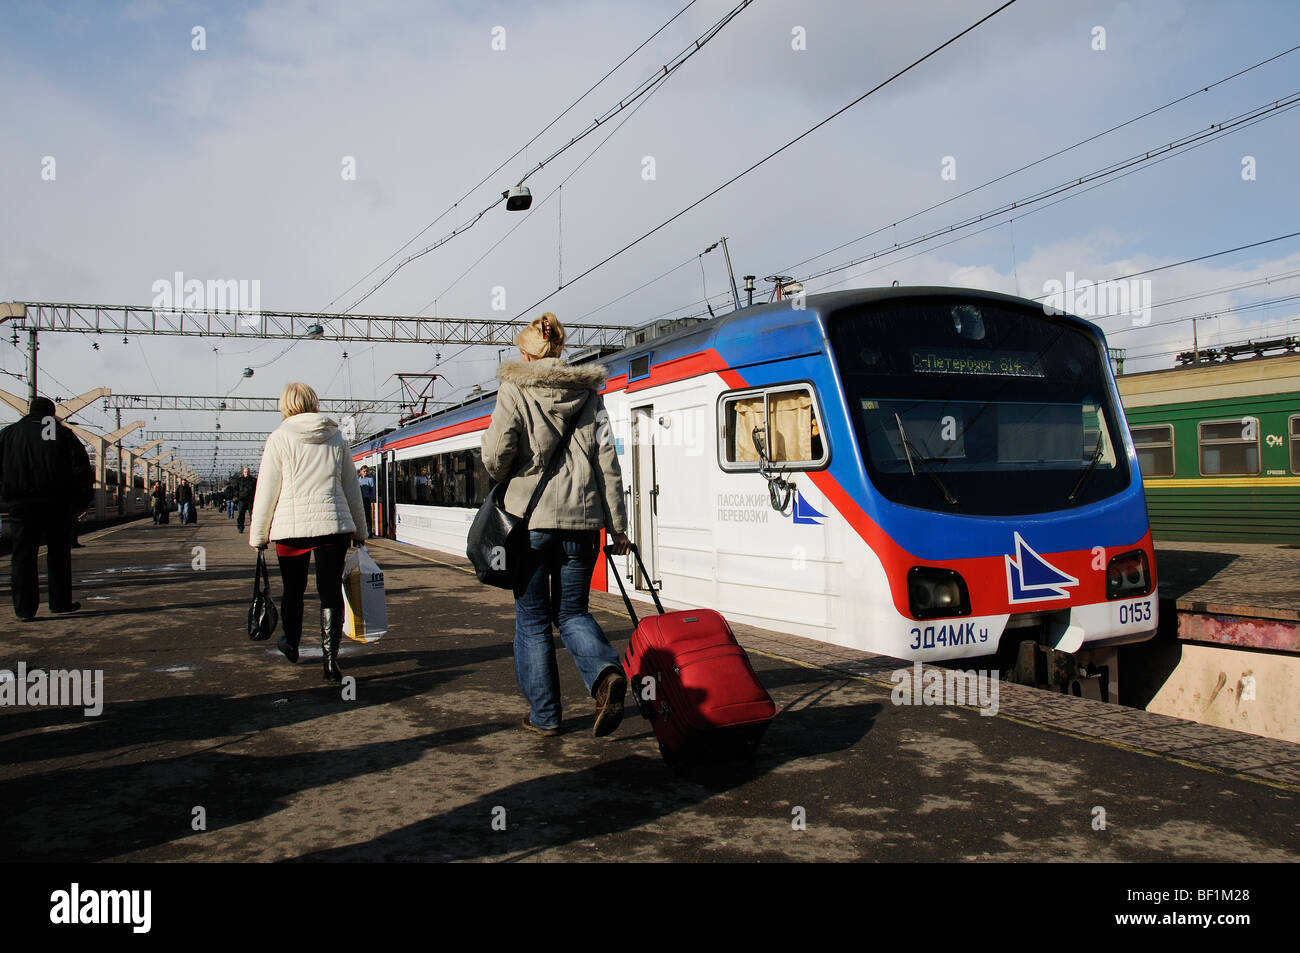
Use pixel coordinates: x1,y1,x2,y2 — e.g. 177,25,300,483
468,393,593,590
247,548,279,641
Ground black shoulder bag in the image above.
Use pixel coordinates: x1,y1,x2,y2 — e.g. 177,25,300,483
247,548,279,641
468,393,593,590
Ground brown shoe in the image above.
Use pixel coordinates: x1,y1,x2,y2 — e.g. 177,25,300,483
592,669,627,738
522,714,561,737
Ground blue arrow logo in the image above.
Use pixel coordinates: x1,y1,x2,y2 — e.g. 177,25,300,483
792,489,826,525
1005,532,1078,603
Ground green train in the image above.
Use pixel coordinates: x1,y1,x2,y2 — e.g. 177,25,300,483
1118,352,1300,542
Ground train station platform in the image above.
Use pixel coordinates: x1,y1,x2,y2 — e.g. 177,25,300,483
2,513,1298,862
1129,542,1300,741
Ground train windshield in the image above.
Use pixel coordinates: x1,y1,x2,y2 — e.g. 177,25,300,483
828,297,1130,515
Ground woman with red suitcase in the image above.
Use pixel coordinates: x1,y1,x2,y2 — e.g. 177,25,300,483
481,313,633,738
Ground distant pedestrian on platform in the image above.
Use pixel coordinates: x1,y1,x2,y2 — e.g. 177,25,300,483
249,382,368,682
481,312,633,738
357,464,375,537
150,481,166,524
234,466,256,532
0,396,94,621
177,480,194,524
224,482,236,518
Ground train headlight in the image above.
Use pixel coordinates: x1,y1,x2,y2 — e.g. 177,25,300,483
1105,550,1151,599
907,566,971,620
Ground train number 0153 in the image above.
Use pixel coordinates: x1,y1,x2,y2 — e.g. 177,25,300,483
1118,599,1152,626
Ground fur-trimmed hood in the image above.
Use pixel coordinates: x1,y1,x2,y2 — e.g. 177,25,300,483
497,359,608,426
497,359,608,390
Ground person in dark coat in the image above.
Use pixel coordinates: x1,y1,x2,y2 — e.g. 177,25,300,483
0,396,94,620
150,481,166,523
234,466,257,532
177,480,194,524
224,482,236,518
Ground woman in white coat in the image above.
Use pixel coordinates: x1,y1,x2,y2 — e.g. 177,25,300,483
249,382,368,681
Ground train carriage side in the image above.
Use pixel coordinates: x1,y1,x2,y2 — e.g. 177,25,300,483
352,286,1159,676
1118,354,1300,543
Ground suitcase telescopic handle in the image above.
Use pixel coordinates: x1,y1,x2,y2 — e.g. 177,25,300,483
602,542,665,624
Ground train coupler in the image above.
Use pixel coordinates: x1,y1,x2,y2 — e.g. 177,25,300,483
1009,641,1117,703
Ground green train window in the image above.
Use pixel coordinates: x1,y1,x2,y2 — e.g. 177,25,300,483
1131,424,1174,477
1291,416,1300,474
1198,417,1260,476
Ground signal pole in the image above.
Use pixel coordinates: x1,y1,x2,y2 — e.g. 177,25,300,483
26,328,37,402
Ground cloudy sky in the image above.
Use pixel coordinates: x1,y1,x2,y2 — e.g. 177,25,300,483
3,0,1298,479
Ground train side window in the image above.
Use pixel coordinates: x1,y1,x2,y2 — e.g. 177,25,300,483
1131,424,1174,477
1290,416,1300,474
1198,417,1260,476
393,449,491,507
719,385,828,470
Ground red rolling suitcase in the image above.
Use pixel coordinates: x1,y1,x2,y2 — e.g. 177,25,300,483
606,544,777,765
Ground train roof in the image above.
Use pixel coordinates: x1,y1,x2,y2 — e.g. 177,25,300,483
352,285,1104,452
1118,350,1300,407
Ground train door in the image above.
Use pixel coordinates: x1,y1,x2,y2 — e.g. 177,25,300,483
377,451,397,539
630,405,659,591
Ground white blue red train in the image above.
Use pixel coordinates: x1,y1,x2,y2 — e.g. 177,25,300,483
352,287,1158,676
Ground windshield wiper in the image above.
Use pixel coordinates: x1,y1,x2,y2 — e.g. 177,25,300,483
1067,433,1105,503
894,413,958,506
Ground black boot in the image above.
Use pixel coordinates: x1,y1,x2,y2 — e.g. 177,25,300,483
279,595,303,663
321,607,343,683
277,630,300,663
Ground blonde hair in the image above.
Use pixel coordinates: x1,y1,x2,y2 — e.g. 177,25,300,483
279,381,320,418
515,312,565,359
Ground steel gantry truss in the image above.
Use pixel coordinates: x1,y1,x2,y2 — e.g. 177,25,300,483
2,301,633,348
142,430,271,442
102,394,414,414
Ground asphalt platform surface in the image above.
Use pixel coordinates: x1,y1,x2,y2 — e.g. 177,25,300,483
2,511,1298,862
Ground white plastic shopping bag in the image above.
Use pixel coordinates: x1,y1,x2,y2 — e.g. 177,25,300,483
342,546,388,643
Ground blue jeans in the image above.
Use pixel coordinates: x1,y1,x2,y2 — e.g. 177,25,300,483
514,528,622,730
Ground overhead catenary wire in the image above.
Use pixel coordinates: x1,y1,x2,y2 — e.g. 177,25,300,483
795,92,1300,291
509,0,1022,321
779,42,1300,278
317,0,705,315
416,54,678,315
338,0,756,318
589,47,1300,333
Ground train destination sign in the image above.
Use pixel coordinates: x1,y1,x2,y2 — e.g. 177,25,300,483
910,347,1045,378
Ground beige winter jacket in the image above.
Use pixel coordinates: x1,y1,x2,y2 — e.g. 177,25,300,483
480,359,628,533
248,412,369,547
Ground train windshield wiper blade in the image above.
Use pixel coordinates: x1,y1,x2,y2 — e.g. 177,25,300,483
1067,433,1105,502
894,413,957,505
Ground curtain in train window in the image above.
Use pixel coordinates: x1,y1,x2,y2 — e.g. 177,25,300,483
726,396,765,463
766,391,815,462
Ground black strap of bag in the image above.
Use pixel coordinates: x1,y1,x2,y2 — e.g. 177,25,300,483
518,391,595,523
